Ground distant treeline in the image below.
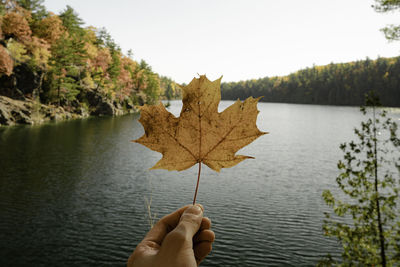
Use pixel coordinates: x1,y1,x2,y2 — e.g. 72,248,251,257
221,57,400,107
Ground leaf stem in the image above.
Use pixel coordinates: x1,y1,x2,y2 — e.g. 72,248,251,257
192,162,202,205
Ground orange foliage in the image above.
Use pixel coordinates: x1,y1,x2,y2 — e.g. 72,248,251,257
90,47,112,73
0,45,14,76
118,67,131,87
121,56,137,72
116,57,136,100
3,0,33,20
1,12,32,43
25,36,51,69
84,42,97,62
33,13,66,45
133,75,266,172
135,69,147,91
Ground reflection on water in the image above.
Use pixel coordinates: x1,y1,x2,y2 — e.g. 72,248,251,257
1,101,399,266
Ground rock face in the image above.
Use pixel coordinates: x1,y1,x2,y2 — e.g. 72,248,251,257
0,93,138,126
94,101,115,116
84,89,132,116
0,63,43,100
0,96,79,126
0,72,139,126
0,96,33,125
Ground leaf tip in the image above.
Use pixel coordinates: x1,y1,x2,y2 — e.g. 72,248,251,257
149,163,162,170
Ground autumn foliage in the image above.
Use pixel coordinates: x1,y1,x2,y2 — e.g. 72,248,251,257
0,45,13,75
32,12,65,45
134,75,266,203
0,0,175,110
1,12,31,43
134,75,266,171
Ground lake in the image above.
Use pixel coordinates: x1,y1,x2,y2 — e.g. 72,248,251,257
1,101,399,266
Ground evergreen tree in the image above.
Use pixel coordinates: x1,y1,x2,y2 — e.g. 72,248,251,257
220,57,400,107
0,1,5,16
165,83,173,100
58,5,84,35
95,27,120,51
46,33,86,105
15,0,46,19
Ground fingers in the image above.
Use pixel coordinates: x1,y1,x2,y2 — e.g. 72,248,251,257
141,205,191,246
193,229,215,244
161,204,203,248
194,241,213,265
199,217,211,231
193,219,215,266
176,204,204,238
194,218,212,244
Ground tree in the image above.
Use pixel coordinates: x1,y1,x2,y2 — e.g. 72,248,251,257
159,76,178,100
0,2,5,16
139,59,152,72
127,49,133,59
45,33,86,105
320,94,400,266
15,0,46,19
135,59,160,104
6,38,30,65
58,5,83,35
220,57,400,107
25,36,50,70
373,0,400,41
1,11,32,43
32,12,65,45
0,44,13,75
165,83,173,100
0,1,167,113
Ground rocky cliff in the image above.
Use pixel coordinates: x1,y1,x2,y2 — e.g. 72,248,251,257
0,63,140,126
0,93,137,126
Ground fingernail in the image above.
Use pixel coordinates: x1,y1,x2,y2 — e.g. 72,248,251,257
185,204,203,215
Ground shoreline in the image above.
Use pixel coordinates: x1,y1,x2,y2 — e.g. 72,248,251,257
0,95,138,127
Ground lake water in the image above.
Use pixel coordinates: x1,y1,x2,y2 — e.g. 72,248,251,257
1,101,399,266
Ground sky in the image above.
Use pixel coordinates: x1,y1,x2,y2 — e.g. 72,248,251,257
44,0,399,84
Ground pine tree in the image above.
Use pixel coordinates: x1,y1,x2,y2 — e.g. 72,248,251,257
58,5,83,35
46,33,86,105
15,0,46,19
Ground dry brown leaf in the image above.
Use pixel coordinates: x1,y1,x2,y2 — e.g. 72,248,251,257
133,75,267,172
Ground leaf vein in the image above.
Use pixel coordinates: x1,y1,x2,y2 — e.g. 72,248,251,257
142,109,197,160
201,113,244,160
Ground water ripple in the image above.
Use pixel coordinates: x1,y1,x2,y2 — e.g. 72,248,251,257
1,102,398,266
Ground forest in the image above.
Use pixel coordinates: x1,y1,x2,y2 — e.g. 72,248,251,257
221,57,400,107
1,0,399,123
0,0,179,121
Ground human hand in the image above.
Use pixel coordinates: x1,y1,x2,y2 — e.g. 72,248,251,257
127,204,215,267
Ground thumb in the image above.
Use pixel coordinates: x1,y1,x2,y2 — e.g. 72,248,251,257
163,204,203,247
178,204,204,237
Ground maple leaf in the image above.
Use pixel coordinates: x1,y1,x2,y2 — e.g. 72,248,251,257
133,75,267,172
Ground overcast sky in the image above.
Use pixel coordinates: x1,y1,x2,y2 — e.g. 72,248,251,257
44,0,399,84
